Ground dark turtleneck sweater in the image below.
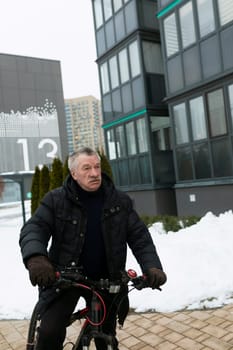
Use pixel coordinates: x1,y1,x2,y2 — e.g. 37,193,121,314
76,184,109,280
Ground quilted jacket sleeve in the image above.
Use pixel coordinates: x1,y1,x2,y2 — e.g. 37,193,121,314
19,191,55,264
125,196,163,272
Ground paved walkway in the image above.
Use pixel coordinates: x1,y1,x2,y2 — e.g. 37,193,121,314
1,303,233,349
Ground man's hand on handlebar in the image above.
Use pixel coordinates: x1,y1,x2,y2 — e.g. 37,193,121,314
27,255,56,287
145,267,167,290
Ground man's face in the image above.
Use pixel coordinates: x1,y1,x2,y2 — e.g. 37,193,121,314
71,154,102,192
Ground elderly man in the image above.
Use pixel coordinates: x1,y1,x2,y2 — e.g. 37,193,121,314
20,147,166,350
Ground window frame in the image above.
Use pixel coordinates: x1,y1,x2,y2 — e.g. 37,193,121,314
179,1,196,49
163,12,179,57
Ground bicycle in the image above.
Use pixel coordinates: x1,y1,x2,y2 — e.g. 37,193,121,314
26,267,151,350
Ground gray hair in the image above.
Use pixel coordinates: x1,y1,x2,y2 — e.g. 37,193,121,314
68,147,100,171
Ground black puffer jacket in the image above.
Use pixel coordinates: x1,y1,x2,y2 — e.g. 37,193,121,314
20,173,163,278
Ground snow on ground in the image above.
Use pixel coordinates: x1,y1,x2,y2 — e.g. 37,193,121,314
1,201,233,319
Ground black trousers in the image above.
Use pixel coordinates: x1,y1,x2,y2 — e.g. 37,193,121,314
36,287,120,350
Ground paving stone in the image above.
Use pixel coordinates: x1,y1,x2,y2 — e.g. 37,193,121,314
202,324,229,338
140,332,164,346
121,335,141,348
190,318,208,329
202,336,233,350
176,337,204,350
162,330,184,343
157,340,177,349
225,324,233,333
190,310,213,321
183,327,203,339
166,320,191,333
207,316,226,326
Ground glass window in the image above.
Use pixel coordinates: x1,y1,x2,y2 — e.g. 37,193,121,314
107,129,116,159
212,139,233,177
164,13,179,57
136,118,148,153
193,142,211,178
173,103,189,144
119,48,130,83
125,1,137,33
115,125,126,157
139,155,151,183
112,89,122,115
118,159,129,185
126,121,136,155
142,41,164,74
132,78,144,108
102,95,112,121
160,0,172,6
197,0,215,37
94,0,103,29
115,11,126,41
228,84,233,128
207,89,227,137
105,20,115,48
176,146,193,180
113,0,123,12
129,41,141,77
150,116,171,151
96,29,106,56
100,62,110,94
122,84,133,112
218,0,233,26
179,1,196,48
103,0,113,21
109,56,119,89
129,158,140,184
189,96,207,140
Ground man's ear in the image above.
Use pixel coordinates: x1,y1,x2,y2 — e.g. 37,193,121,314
71,171,76,179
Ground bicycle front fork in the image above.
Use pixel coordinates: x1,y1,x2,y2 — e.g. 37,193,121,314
80,335,114,350
80,346,113,350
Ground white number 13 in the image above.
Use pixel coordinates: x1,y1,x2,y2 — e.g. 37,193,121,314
17,138,58,171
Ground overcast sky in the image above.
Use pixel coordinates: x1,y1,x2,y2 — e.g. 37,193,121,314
0,0,100,99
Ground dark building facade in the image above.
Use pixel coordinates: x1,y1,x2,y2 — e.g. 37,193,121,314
157,0,233,216
91,0,177,216
0,53,67,174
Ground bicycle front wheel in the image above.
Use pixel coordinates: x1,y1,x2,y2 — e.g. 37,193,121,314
72,324,115,350
26,302,40,350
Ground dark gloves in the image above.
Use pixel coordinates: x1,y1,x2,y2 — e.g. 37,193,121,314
27,255,56,287
146,267,167,289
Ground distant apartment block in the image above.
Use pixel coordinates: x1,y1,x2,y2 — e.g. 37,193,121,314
65,95,104,154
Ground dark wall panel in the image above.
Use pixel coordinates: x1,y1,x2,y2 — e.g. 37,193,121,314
176,184,233,217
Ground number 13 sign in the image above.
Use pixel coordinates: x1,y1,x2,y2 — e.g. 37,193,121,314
17,138,59,171
0,100,62,173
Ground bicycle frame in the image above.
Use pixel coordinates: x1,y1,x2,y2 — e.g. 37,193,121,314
71,288,115,350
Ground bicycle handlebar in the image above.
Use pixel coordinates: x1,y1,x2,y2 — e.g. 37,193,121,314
54,267,149,292
52,268,152,328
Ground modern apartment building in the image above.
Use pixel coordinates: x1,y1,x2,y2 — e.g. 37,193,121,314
65,95,104,154
0,53,67,201
91,0,176,215
157,0,233,216
0,53,67,173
